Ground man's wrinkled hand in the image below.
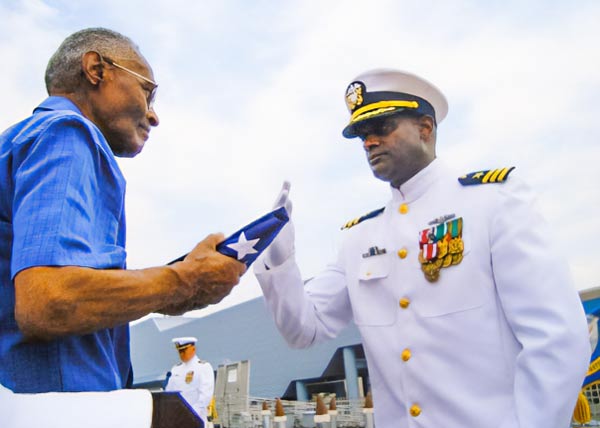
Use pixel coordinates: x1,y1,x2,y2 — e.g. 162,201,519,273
165,233,246,313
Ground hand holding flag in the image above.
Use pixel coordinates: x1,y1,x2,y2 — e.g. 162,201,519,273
168,205,290,268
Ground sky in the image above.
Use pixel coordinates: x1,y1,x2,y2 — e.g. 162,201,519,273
1,0,599,320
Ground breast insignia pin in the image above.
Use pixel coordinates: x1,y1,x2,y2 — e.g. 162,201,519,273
362,246,387,258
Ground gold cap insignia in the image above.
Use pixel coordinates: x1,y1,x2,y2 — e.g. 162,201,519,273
345,81,365,112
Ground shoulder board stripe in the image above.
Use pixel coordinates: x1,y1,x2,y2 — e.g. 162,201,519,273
341,207,385,230
458,166,515,186
495,167,513,182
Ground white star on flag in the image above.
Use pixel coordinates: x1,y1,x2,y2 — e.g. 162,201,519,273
226,232,260,260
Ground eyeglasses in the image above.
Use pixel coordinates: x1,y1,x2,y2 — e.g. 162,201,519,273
96,52,158,109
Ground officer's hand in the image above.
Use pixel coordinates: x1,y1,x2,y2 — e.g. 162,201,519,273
263,181,295,267
166,233,246,313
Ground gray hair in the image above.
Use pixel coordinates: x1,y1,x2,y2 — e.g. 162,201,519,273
45,27,140,94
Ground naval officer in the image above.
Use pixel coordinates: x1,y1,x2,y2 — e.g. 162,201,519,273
165,337,214,426
254,69,590,427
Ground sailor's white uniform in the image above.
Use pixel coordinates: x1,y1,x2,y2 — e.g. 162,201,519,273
255,160,590,428
165,356,214,425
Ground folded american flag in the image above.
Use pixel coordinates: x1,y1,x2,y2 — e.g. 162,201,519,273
168,206,289,267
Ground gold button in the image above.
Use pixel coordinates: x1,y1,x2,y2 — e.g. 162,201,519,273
397,248,408,259
398,203,409,214
401,349,411,361
399,297,410,309
410,404,421,417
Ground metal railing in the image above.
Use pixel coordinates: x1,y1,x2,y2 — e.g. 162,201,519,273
215,396,368,428
216,394,600,428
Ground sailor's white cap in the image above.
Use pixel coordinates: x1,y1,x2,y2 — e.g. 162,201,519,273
342,68,448,138
172,337,197,350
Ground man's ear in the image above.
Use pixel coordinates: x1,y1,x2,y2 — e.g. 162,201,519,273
81,51,104,86
419,115,435,142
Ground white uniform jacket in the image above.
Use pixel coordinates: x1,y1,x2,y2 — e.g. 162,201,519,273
255,160,590,428
165,356,214,424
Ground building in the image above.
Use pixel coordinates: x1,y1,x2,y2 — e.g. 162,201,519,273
131,296,369,400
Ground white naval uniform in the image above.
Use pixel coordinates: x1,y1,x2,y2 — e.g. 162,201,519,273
165,356,214,425
255,159,590,428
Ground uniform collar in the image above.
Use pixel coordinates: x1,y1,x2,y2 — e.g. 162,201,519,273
182,355,198,367
390,158,446,202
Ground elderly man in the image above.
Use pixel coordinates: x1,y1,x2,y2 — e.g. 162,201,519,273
255,69,590,427
165,337,214,426
0,28,245,394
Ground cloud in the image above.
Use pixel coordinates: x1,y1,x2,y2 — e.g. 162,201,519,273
1,0,598,322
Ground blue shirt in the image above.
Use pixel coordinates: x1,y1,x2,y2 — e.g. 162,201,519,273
0,97,131,393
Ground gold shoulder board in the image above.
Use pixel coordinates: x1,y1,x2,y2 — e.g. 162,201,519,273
341,207,385,230
458,166,515,185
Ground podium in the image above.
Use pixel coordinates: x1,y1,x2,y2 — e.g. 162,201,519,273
2,383,202,428
152,391,203,428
